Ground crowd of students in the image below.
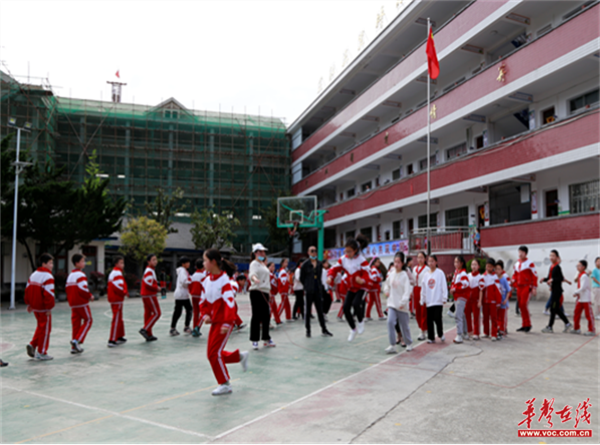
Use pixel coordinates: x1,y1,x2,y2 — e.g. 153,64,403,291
21,238,599,395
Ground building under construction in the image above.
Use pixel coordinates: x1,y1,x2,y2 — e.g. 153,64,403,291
1,70,290,261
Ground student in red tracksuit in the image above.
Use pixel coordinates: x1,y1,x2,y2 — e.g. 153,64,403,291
466,259,483,340
140,253,161,341
327,234,371,342
450,256,470,343
189,259,207,338
572,260,595,336
267,262,282,325
66,253,94,354
336,273,349,321
107,256,128,347
200,248,249,396
25,253,56,361
277,258,292,322
365,258,385,320
512,245,537,332
480,258,502,341
413,251,431,341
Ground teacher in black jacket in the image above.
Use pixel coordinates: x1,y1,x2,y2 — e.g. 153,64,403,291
300,246,334,338
541,249,572,333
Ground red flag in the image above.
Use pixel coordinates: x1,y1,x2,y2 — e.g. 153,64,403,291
115,70,120,79
426,30,439,80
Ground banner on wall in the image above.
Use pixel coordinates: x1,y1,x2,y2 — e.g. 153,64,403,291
325,239,410,261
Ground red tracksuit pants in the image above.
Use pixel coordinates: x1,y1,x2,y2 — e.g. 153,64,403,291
31,311,52,355
337,295,346,318
142,296,162,336
269,295,282,324
517,286,532,328
414,287,428,332
497,306,508,334
207,323,240,385
109,302,125,342
574,302,595,333
464,296,480,335
192,296,201,328
278,293,291,320
482,302,498,338
71,305,93,343
366,290,384,318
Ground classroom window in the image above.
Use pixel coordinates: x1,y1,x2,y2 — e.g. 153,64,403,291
419,155,437,171
418,213,437,229
407,164,414,175
392,220,401,239
392,168,402,180
361,181,372,192
446,142,467,160
445,207,468,227
569,179,599,214
569,89,599,114
360,227,372,243
346,187,355,198
541,107,555,125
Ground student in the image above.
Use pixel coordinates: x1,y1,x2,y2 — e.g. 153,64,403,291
336,272,348,321
25,253,56,361
140,254,161,341
327,234,371,342
229,276,246,332
189,259,207,337
541,250,571,334
383,252,414,353
413,251,431,341
450,256,470,344
512,246,537,332
300,246,333,338
65,254,94,354
321,260,334,317
365,257,385,321
571,260,595,336
495,260,511,337
277,258,292,322
248,243,275,350
591,257,600,319
292,264,305,320
420,255,447,343
479,258,502,341
171,257,193,336
267,262,283,326
200,248,249,396
466,259,483,340
107,256,129,347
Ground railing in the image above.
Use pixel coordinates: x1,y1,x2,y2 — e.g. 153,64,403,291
409,226,476,254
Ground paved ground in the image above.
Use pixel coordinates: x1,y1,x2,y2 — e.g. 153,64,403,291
1,294,598,443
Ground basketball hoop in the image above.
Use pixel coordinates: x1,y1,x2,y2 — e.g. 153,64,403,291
286,221,300,238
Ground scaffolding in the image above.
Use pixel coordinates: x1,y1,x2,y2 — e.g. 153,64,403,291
1,71,290,253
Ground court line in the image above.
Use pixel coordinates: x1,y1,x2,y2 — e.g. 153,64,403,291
213,325,457,440
4,385,214,441
15,415,113,444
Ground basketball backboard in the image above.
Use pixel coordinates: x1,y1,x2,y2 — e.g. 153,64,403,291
277,196,318,228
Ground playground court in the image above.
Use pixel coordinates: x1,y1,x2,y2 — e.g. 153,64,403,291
1,294,598,444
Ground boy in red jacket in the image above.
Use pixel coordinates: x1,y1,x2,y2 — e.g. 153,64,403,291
512,245,537,333
25,253,56,361
189,258,207,337
140,253,162,341
67,254,94,354
107,256,129,347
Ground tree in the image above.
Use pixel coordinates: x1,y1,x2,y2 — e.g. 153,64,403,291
144,187,187,233
191,207,240,251
120,217,168,270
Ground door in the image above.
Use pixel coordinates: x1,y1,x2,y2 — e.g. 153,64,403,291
545,190,558,217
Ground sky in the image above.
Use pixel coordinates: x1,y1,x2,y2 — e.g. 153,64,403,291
0,0,406,126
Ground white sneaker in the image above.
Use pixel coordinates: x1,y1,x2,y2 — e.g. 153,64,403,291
440,335,446,342
211,383,232,396
464,335,472,341
447,311,456,318
70,339,83,354
357,321,365,334
472,335,480,340
543,310,549,315
379,316,387,321
406,344,413,351
453,335,463,344
365,317,372,322
264,339,276,347
348,329,357,342
34,351,53,361
385,345,397,354
252,342,259,350
240,351,249,372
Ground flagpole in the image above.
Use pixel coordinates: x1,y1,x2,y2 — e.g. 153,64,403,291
426,17,431,256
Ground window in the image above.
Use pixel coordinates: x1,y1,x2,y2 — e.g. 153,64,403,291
446,142,467,160
569,89,599,115
360,227,373,242
545,190,558,217
392,220,402,239
445,207,468,227
419,155,437,171
346,187,355,198
164,110,179,119
392,167,402,180
407,164,414,175
361,181,372,193
569,179,599,214
542,107,555,125
418,213,437,229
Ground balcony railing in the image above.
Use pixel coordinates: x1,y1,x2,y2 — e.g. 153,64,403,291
409,226,476,254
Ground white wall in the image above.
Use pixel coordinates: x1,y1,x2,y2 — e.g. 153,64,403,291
1,239,36,285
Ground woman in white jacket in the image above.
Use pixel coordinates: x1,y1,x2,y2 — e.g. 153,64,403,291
421,255,448,343
170,256,193,336
384,252,414,353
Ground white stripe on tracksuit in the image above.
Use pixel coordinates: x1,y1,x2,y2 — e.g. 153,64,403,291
77,305,93,342
111,303,123,341
144,297,160,330
217,324,234,380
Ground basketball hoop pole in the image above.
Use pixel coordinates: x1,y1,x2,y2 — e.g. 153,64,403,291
316,210,327,261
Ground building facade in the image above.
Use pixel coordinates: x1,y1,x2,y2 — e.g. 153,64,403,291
288,0,599,299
